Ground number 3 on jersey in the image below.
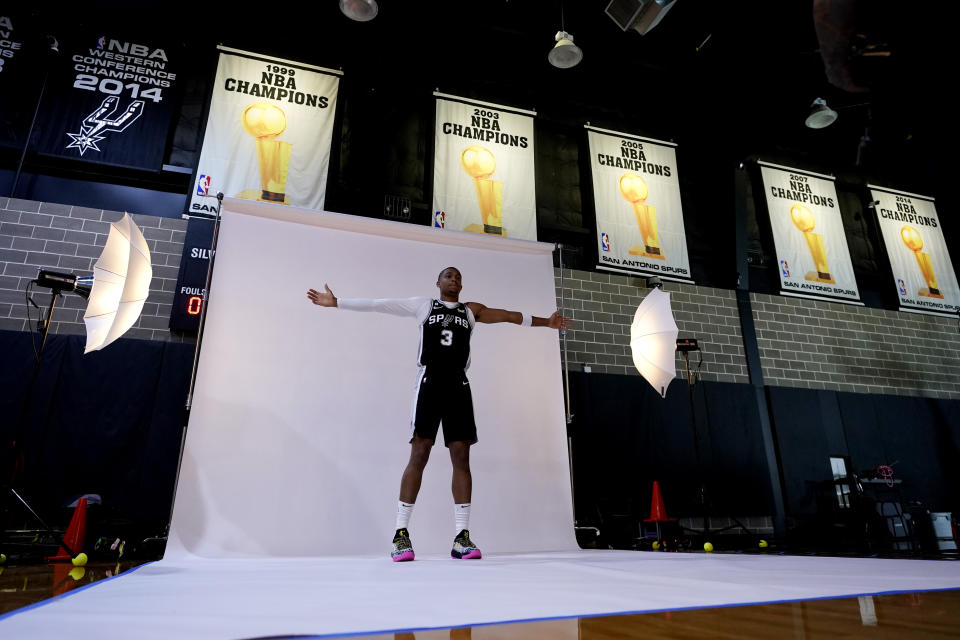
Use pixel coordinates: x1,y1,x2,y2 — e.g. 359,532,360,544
440,329,453,346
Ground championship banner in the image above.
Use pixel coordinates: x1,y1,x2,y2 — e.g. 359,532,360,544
869,185,959,316
31,31,179,169
189,47,341,215
432,93,537,241
587,126,691,281
0,13,36,149
759,161,861,303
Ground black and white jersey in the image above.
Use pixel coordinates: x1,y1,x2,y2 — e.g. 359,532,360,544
419,299,472,371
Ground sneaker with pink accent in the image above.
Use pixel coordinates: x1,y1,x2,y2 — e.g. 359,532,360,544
392,528,414,562
451,529,482,559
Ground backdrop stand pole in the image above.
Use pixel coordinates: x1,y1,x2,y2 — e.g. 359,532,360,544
160,192,224,544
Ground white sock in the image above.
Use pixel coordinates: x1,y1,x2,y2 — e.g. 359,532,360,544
396,501,414,531
455,503,471,534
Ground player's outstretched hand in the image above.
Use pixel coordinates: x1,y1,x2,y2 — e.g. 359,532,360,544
307,284,338,307
548,310,572,331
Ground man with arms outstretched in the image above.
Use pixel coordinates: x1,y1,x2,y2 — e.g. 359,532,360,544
307,267,569,561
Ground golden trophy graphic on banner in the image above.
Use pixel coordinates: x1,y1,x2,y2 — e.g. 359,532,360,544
236,102,292,204
900,225,943,298
460,145,505,236
790,203,835,284
619,173,664,259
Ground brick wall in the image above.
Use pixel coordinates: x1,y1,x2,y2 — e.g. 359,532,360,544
751,293,960,398
4,199,958,399
0,197,191,342
555,268,749,384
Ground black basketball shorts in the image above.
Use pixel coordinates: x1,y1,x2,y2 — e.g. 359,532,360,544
409,368,478,446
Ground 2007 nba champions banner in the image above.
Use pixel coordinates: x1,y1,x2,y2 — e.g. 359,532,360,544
432,93,537,241
869,185,959,316
587,126,691,281
189,46,340,215
31,30,180,170
759,161,861,304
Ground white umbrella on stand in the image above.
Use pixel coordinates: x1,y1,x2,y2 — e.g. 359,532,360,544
630,286,678,397
82,213,153,353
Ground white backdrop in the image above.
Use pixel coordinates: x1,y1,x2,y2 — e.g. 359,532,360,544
166,198,576,558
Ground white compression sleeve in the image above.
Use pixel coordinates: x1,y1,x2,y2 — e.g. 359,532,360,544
338,297,432,321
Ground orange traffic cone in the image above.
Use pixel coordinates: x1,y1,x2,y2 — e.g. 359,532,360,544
47,497,87,562
644,481,674,523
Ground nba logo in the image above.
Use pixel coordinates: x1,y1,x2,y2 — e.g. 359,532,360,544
96,36,106,50
780,259,790,277
196,175,211,196
600,233,610,252
897,279,907,295
434,210,445,229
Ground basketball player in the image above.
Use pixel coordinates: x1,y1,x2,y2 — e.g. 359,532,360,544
307,267,570,562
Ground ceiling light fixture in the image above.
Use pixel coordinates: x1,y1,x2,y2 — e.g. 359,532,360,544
339,0,378,22
805,98,838,129
548,2,582,69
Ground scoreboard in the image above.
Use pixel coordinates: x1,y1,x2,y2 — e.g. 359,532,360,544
169,217,215,332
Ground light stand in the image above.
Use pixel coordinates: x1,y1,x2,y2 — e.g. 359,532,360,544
157,192,225,544
678,339,752,544
3,271,92,562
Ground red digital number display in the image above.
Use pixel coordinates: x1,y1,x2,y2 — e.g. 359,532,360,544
186,295,203,315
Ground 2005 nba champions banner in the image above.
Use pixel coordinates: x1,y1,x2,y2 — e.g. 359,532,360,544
759,161,861,304
432,93,537,241
32,30,180,170
587,126,691,281
190,46,340,215
869,185,959,316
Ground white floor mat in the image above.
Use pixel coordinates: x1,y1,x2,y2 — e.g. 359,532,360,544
2,550,959,639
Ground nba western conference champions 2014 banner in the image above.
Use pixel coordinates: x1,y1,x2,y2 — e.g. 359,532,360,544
587,126,691,282
32,31,180,169
869,185,959,316
759,161,861,303
190,47,340,215
432,93,537,241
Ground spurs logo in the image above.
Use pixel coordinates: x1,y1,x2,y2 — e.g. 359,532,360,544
66,96,145,155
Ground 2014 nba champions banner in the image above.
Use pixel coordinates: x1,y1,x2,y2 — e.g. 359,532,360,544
869,185,959,316
190,47,340,215
587,126,691,281
759,161,861,304
31,30,180,169
432,93,537,241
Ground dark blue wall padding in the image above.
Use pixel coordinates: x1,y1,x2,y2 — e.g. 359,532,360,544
571,372,960,529
1,330,193,530
568,372,773,524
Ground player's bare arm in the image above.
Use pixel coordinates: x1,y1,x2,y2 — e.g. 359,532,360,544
466,302,571,330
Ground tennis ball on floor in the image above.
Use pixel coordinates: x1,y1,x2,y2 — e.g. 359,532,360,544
652,541,660,550
703,542,714,552
759,540,769,548
72,552,88,567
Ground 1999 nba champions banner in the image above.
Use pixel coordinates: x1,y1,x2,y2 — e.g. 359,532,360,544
587,126,691,281
759,161,860,303
189,47,340,215
869,185,959,316
432,93,537,241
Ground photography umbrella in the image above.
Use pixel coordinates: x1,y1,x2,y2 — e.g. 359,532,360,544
629,286,678,397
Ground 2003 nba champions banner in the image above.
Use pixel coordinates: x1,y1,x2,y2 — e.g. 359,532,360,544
869,185,959,316
32,30,180,169
432,93,537,241
587,126,691,281
759,161,860,304
190,47,340,215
